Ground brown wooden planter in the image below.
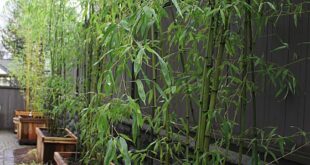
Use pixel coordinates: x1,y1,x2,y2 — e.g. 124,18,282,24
36,127,78,164
54,152,80,165
13,110,44,134
17,117,47,145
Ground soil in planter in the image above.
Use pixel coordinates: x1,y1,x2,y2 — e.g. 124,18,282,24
41,129,70,138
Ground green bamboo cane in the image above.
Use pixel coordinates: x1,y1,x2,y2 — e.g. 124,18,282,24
84,3,94,104
238,45,248,164
238,1,254,163
163,38,171,165
149,24,158,165
204,0,232,160
25,38,31,111
196,0,216,160
247,0,258,163
157,13,171,164
83,2,90,101
178,45,192,162
169,9,193,162
48,0,54,75
61,0,66,79
151,26,157,123
52,0,59,75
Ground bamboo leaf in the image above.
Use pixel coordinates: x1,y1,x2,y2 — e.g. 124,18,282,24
278,138,285,155
136,80,146,104
233,5,241,18
128,97,143,143
143,6,156,18
118,137,131,165
94,49,114,66
258,3,263,13
171,0,183,18
104,139,116,165
155,83,168,101
134,48,145,76
220,9,226,25
148,90,153,105
266,2,276,11
119,133,133,143
271,44,288,53
145,45,172,86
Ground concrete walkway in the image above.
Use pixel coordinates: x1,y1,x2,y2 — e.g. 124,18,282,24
0,130,29,165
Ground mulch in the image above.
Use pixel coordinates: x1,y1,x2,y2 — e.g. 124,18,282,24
13,146,38,164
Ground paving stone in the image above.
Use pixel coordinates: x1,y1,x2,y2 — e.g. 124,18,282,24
0,130,34,165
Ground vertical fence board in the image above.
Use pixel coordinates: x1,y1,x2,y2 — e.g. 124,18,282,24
0,88,25,130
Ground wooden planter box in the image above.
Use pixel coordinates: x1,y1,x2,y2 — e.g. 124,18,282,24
36,127,78,164
13,110,44,134
17,117,47,145
54,152,80,165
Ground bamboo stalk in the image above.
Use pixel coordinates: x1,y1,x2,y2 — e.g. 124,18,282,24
151,26,157,121
61,0,66,79
170,9,194,162
204,0,232,161
196,0,216,160
238,0,255,164
238,6,249,165
149,24,157,165
158,14,171,164
87,4,94,103
177,45,193,162
48,0,54,75
25,39,30,111
247,0,258,163
238,52,248,164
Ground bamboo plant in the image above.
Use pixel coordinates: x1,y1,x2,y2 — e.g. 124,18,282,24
4,0,309,164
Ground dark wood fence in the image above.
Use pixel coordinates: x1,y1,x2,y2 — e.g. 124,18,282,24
249,4,310,164
0,87,25,130
157,3,310,164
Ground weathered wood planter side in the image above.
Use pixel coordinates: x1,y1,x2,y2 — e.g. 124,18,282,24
15,110,44,118
18,118,47,145
54,152,80,165
13,117,20,134
13,110,44,134
14,110,31,134
36,128,78,164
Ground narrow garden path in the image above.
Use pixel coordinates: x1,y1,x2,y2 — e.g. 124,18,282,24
0,130,35,165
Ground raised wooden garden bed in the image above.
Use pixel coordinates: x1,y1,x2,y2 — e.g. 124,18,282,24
18,118,47,144
14,110,42,134
13,110,47,144
36,127,78,164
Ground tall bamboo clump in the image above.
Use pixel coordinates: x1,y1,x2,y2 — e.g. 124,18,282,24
6,0,307,164
11,0,50,112
9,0,80,128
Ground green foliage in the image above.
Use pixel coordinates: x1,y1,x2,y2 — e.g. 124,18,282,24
79,95,143,163
6,0,309,164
